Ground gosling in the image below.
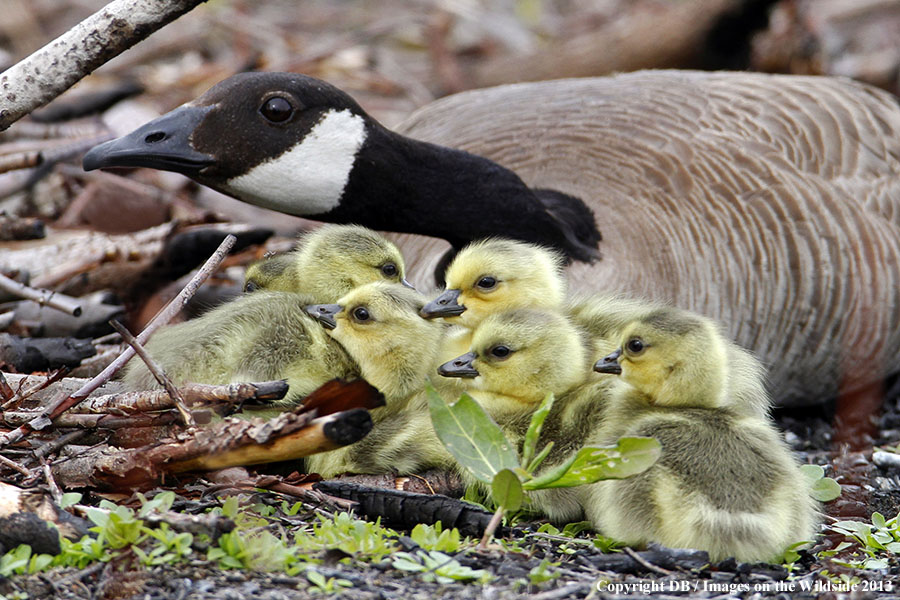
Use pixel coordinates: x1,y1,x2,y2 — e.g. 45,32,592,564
438,308,600,521
243,224,410,298
305,282,453,477
124,225,408,396
420,238,650,363
586,307,819,563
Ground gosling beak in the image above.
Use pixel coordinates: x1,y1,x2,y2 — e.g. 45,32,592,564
420,289,465,318
401,277,416,290
594,348,623,374
438,352,479,378
82,105,215,175
305,303,343,330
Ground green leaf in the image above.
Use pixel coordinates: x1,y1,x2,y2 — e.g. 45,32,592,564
810,476,842,502
426,383,520,484
491,469,524,512
526,442,555,473
799,464,824,485
521,393,555,467
872,512,886,529
525,437,661,489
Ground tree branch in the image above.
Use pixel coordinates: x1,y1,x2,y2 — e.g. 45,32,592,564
0,0,209,132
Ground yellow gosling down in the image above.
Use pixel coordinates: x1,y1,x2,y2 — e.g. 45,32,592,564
305,282,453,477
243,224,411,297
420,238,656,366
438,308,600,521
122,290,354,405
587,307,819,563
124,225,407,400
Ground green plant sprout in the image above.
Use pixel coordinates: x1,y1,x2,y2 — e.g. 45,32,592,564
822,512,900,570
799,464,842,502
426,383,661,546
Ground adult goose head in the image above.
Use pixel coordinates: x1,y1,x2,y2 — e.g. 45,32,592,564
83,71,601,268
83,70,900,407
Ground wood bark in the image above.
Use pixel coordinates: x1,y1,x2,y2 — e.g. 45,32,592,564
0,0,209,131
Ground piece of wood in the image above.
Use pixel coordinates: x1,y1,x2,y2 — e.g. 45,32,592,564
0,0,210,132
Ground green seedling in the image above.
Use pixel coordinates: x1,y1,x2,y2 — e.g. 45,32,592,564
824,512,900,570
427,383,661,547
799,464,841,502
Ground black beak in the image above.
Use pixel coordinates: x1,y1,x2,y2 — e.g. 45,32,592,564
438,352,479,378
305,303,343,330
82,105,215,175
420,289,465,318
594,348,623,374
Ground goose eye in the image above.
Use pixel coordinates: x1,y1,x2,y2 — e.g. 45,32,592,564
380,263,398,278
626,338,645,355
476,276,497,290
260,96,293,123
352,307,371,322
489,345,511,359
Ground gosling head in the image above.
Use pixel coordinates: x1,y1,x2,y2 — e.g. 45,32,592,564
244,225,412,301
439,309,587,409
305,282,441,402
594,308,729,408
420,239,566,329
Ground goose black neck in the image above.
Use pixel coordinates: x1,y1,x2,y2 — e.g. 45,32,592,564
316,124,601,263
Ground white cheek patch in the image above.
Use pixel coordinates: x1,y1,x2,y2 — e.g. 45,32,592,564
225,109,367,215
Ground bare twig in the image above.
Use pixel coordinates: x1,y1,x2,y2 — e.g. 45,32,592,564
74,380,287,414
0,150,42,174
622,546,673,576
1,368,70,411
0,0,210,132
32,430,88,460
109,319,194,427
0,234,236,449
0,273,82,316
41,460,63,504
0,452,30,476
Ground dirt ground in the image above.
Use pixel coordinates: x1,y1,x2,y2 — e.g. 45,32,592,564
2,0,900,598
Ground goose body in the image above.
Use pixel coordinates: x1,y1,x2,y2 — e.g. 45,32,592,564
587,307,818,562
84,70,900,406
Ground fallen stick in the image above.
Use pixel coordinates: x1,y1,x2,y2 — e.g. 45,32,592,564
52,408,373,490
0,0,209,132
0,234,236,448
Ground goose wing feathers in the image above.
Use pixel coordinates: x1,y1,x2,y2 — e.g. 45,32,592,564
395,70,900,404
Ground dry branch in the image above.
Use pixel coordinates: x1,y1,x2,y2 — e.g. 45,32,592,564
0,272,82,316
52,408,373,490
110,319,194,427
0,0,210,132
0,234,235,449
74,380,288,414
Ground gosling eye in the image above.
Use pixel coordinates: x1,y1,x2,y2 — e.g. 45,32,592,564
243,281,259,293
625,338,646,355
351,306,371,322
476,276,498,291
489,345,511,360
260,96,294,123
380,263,398,278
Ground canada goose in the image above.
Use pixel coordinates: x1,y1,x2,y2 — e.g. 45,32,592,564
305,281,453,477
439,308,601,521
124,225,407,400
421,237,650,364
82,69,900,406
242,224,411,297
122,289,355,407
587,307,818,563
